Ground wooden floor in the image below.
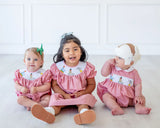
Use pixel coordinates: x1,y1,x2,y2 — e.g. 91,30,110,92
0,55,159,128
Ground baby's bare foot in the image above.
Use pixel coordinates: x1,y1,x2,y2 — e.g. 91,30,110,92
111,107,124,115
135,106,151,114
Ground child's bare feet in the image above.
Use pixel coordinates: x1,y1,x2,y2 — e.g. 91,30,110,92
111,107,124,115
135,105,151,114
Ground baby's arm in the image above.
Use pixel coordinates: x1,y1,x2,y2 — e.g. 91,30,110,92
73,78,96,98
30,83,51,94
101,58,115,77
134,83,145,105
14,82,29,94
52,80,71,99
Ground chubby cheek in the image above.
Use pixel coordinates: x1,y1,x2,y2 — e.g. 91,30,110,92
25,62,29,67
40,60,43,66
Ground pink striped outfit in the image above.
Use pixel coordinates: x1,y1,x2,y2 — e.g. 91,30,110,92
97,62,141,107
49,61,97,108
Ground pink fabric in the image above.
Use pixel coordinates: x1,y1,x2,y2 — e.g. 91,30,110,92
49,93,97,107
50,62,97,94
14,69,52,102
50,62,97,107
97,64,141,107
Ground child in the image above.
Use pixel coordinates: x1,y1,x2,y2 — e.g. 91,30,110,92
14,45,52,111
31,33,97,124
97,43,151,115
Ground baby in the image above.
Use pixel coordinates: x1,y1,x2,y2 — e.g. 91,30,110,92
97,43,151,115
14,45,52,110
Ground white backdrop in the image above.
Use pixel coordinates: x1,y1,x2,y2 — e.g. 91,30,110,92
0,0,160,55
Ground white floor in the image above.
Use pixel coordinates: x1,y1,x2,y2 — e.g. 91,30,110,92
0,55,159,128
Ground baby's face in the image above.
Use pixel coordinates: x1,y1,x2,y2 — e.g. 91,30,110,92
24,51,43,72
115,56,131,70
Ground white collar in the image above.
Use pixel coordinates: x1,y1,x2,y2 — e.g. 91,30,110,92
56,61,86,76
115,66,134,72
20,68,45,80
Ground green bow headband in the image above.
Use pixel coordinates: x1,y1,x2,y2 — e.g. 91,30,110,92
37,44,44,55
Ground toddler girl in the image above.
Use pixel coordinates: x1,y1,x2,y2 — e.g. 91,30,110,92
31,33,97,124
14,45,52,111
97,43,151,115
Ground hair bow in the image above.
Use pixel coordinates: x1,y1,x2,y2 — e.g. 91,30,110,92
37,44,44,55
61,32,73,39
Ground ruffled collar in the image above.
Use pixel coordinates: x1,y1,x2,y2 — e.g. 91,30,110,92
56,61,86,76
115,66,135,72
19,68,45,80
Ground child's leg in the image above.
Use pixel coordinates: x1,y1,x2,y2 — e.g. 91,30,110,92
74,104,96,125
39,94,50,107
31,104,62,123
17,96,37,111
52,106,62,115
102,93,124,115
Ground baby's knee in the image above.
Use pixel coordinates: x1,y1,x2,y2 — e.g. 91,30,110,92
102,93,115,101
39,95,51,107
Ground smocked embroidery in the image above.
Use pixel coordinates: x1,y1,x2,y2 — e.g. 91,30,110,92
20,69,45,80
109,74,134,86
56,61,86,76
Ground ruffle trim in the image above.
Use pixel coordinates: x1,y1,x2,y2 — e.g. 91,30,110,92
50,62,97,80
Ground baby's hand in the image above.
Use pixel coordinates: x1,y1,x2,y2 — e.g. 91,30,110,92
21,87,29,94
30,87,37,94
134,96,145,105
108,58,116,66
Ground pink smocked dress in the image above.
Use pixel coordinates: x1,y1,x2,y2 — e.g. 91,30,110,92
14,68,52,102
97,64,141,107
49,61,97,108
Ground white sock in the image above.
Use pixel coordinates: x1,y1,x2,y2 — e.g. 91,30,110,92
80,108,88,114
45,107,55,115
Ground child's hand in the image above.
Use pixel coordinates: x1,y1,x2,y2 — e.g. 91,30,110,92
21,87,29,94
134,96,145,105
71,91,85,98
108,58,116,66
63,93,72,99
30,87,37,94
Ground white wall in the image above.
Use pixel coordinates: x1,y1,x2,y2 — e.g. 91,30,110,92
0,0,160,55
